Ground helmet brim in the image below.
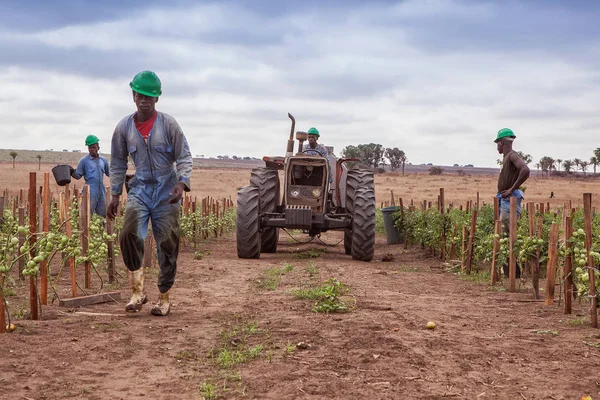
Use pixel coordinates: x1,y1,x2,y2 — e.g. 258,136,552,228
130,83,161,98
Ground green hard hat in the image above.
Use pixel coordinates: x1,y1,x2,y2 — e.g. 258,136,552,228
85,135,99,146
494,128,516,143
129,70,162,97
307,127,320,137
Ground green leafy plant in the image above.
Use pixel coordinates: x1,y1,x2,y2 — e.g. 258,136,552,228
292,278,354,313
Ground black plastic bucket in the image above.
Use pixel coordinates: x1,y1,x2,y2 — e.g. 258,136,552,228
381,206,404,244
52,164,72,186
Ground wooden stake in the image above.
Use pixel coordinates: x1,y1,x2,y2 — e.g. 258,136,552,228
18,207,25,280
449,225,458,261
508,197,517,292
41,173,50,305
564,215,573,314
0,289,5,333
583,193,598,328
64,192,76,298
490,220,501,285
465,209,478,274
527,202,540,299
493,196,499,221
81,186,91,288
390,190,395,206
544,223,559,305
461,226,468,270
440,188,445,261
28,172,38,320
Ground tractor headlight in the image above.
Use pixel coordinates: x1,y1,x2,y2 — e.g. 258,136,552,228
311,188,321,198
290,188,300,197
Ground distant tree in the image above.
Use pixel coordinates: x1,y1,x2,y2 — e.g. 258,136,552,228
539,156,555,177
429,166,443,175
9,151,17,169
580,161,589,177
341,145,361,159
555,158,562,172
594,148,600,163
385,147,407,172
357,143,385,169
36,154,42,170
590,156,598,174
573,158,582,170
562,159,573,173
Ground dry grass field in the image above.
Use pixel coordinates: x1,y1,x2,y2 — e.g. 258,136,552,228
2,161,600,209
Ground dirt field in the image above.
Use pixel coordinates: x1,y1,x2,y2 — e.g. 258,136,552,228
2,163,600,399
2,231,599,399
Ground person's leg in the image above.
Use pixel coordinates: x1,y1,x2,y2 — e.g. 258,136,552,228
149,201,180,316
120,196,151,312
95,193,106,218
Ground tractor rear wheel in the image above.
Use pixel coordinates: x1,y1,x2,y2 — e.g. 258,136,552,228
236,185,261,259
344,168,374,255
351,187,376,261
250,167,280,253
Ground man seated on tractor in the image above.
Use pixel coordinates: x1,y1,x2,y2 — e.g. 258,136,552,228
302,127,328,157
303,127,332,183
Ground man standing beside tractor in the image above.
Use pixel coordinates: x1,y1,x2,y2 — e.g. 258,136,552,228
70,135,110,217
107,70,193,316
495,128,530,277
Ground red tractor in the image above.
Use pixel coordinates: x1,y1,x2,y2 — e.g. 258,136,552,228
236,113,375,261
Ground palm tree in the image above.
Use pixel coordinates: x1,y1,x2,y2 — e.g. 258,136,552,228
562,159,573,173
556,159,562,172
590,156,599,175
573,158,582,170
9,151,17,169
594,148,600,162
36,154,42,170
580,161,589,178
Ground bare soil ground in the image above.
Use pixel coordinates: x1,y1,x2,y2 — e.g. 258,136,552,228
2,231,599,400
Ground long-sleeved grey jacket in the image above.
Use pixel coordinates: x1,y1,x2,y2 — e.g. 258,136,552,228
110,112,192,205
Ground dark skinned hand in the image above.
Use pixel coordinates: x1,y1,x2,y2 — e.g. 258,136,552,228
168,182,186,204
107,195,120,220
500,189,513,198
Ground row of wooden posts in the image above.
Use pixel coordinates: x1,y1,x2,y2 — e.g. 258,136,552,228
386,188,598,329
0,172,233,332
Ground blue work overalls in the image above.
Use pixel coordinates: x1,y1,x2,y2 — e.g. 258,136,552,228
110,112,192,293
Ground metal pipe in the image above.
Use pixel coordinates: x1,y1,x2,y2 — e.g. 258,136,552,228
286,113,296,157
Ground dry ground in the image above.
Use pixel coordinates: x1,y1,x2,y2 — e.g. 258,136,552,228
1,163,600,399
1,232,599,399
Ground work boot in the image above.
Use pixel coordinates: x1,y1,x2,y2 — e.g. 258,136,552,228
125,269,148,312
151,291,171,316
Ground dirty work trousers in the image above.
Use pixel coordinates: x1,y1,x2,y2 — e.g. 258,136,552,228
90,190,106,218
120,197,181,293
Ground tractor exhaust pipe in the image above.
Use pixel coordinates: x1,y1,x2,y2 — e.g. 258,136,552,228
286,113,295,157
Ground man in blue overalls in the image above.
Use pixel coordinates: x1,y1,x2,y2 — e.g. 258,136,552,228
70,135,110,217
107,70,193,316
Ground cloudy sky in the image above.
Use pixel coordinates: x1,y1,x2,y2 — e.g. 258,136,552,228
1,0,599,167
